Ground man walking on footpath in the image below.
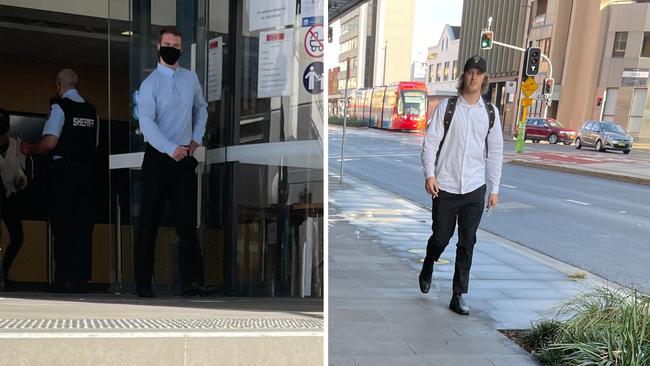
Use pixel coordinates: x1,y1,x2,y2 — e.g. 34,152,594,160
135,25,208,298
419,55,503,315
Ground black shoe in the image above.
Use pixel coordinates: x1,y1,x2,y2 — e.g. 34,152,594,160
136,284,154,298
182,283,207,297
418,273,431,294
449,293,470,315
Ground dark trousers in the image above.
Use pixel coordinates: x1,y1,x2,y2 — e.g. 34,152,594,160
135,145,204,288
1,193,24,280
421,184,486,294
51,160,95,284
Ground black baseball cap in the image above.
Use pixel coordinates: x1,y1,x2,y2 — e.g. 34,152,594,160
464,55,487,73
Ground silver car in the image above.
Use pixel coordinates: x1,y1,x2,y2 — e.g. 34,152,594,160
575,120,633,154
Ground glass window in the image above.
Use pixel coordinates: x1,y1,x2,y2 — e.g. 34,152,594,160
428,65,435,83
401,91,426,116
613,32,627,57
641,32,650,57
444,62,450,81
436,63,443,82
452,60,457,79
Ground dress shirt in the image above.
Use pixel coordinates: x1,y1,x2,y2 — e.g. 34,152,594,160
136,63,208,156
421,95,503,194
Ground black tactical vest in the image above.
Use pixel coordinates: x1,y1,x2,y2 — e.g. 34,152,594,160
51,97,98,162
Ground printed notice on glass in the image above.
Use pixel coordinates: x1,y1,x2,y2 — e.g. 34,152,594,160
258,29,294,98
249,0,296,31
207,37,223,102
300,0,324,27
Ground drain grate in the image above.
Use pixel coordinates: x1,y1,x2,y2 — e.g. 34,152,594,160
0,318,323,330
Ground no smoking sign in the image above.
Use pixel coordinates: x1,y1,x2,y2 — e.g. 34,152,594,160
304,25,324,58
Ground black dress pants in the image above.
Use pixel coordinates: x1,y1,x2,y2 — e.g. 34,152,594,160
135,145,204,288
421,184,486,294
51,159,95,285
1,192,24,280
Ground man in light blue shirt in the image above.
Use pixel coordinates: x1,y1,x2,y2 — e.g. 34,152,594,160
134,25,208,298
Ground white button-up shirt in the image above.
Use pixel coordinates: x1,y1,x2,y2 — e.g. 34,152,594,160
421,95,503,194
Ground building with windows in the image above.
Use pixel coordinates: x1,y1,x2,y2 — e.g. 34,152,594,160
0,0,323,297
425,24,461,113
329,0,416,116
461,0,650,141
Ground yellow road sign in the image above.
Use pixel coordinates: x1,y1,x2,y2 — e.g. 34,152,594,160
521,97,533,107
521,77,538,97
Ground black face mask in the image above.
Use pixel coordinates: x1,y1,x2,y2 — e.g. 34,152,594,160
159,46,181,65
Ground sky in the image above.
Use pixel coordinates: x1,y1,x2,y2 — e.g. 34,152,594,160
326,0,464,70
411,0,464,62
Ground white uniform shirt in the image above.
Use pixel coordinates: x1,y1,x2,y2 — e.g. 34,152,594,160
421,95,503,194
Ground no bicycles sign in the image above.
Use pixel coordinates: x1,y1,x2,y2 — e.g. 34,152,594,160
304,25,324,58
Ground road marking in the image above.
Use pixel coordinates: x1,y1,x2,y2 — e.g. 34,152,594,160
501,184,517,189
619,211,627,214
565,199,591,206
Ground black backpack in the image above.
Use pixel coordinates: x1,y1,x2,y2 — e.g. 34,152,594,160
436,96,496,164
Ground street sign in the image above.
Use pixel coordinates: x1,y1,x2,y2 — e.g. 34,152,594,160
304,25,324,58
521,77,538,97
521,97,533,107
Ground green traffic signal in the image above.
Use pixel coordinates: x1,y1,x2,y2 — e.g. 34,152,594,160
480,31,493,50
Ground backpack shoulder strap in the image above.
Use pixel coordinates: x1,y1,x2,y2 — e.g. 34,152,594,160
484,101,496,158
436,96,458,165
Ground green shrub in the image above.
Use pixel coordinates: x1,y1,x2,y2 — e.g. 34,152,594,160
530,287,650,365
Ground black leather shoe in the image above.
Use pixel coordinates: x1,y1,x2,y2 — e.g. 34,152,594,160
182,283,207,297
418,273,431,294
136,284,154,298
449,293,470,315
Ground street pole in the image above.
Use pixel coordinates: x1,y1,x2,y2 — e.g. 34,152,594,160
339,57,351,184
512,0,533,140
541,54,553,119
599,90,607,121
382,41,388,85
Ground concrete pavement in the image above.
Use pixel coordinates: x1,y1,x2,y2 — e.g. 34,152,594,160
0,294,323,365
329,173,604,366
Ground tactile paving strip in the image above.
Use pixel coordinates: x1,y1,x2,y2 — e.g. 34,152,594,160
0,318,323,330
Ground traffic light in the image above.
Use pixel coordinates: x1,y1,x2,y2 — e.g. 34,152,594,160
543,78,554,96
525,47,541,76
480,30,493,50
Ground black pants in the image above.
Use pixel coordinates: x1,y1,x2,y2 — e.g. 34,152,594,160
421,185,486,294
135,145,204,288
51,160,95,284
1,192,24,280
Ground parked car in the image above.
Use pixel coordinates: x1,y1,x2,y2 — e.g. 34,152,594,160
575,120,633,154
515,118,576,144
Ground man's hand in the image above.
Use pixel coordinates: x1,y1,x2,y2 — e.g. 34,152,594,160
487,193,499,209
188,140,200,156
20,141,30,155
425,177,440,197
16,175,28,190
171,146,189,161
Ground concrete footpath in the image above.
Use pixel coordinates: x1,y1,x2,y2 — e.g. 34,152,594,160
0,295,322,365
329,173,606,366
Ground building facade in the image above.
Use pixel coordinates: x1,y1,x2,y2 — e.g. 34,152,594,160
595,1,650,142
0,0,323,297
329,0,416,116
425,25,461,113
458,0,529,134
